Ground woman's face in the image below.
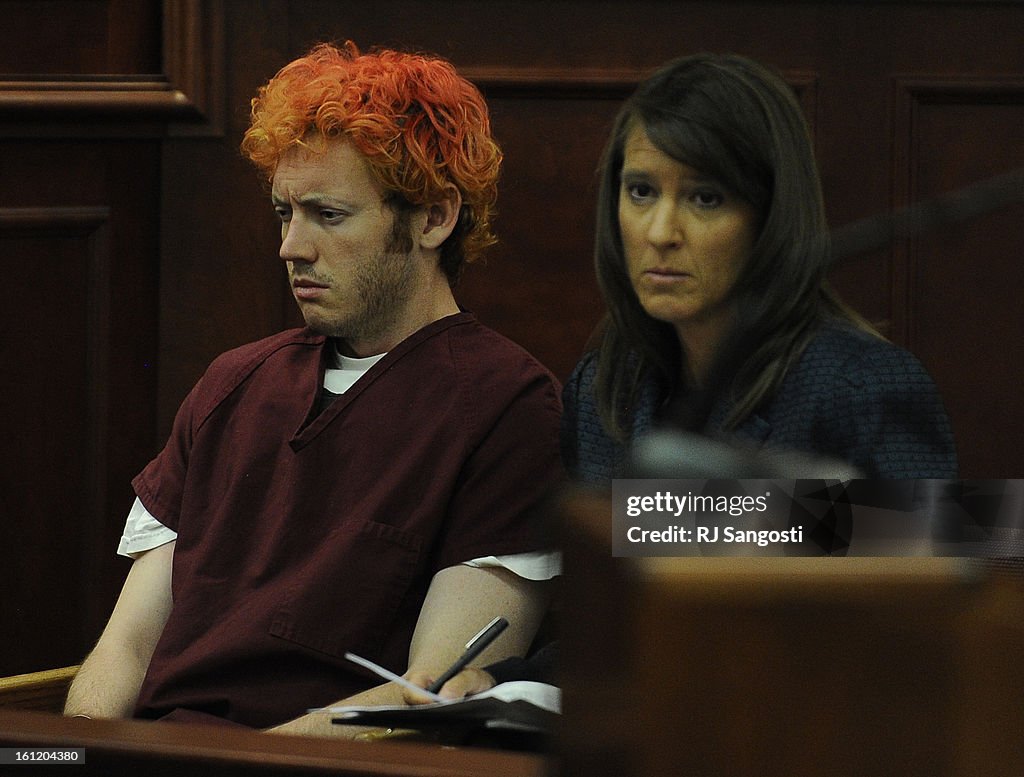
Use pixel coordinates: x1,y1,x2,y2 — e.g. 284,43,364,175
618,124,757,343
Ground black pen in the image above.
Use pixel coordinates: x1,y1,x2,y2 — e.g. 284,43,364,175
427,616,509,694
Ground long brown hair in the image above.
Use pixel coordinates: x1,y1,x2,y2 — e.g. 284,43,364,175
594,53,873,440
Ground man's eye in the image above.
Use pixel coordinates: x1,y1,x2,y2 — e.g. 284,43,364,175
275,207,291,222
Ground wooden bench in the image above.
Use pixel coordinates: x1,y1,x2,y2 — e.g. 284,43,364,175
0,665,78,713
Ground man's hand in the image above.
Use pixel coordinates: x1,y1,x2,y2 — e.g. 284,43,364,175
402,667,497,704
270,564,546,736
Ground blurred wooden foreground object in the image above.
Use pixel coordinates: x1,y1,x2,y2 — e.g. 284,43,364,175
0,665,551,775
559,490,1024,777
0,665,77,712
0,709,552,777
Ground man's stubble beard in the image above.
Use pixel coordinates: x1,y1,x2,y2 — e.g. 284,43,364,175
311,204,418,346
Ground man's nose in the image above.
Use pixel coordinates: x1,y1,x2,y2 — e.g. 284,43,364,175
279,217,316,263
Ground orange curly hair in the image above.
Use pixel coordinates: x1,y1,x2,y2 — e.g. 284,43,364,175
241,41,502,283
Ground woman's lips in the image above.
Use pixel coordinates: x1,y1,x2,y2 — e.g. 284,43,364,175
643,267,692,281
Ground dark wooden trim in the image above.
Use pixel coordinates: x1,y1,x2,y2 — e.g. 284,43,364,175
164,0,226,136
464,67,648,99
465,65,819,105
0,207,110,231
0,206,114,653
890,75,1024,346
0,1,224,134
0,81,195,118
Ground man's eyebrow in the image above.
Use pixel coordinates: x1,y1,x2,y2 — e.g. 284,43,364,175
270,192,349,208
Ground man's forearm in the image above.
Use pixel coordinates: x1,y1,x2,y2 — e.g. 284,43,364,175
63,644,150,719
269,565,549,737
63,541,174,719
268,681,406,737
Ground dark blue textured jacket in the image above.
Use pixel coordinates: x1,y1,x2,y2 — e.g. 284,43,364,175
562,321,958,482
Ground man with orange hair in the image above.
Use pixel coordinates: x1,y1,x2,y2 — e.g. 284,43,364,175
63,42,562,735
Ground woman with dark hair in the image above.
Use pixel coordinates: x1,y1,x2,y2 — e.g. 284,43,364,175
404,52,958,706
568,52,957,482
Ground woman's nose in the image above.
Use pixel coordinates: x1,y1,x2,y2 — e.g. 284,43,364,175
645,200,682,249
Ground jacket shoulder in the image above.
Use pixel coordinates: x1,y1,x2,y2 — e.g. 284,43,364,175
795,322,932,386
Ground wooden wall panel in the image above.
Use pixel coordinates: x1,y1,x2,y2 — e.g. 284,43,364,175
0,1,221,125
460,94,619,378
0,142,160,675
0,0,167,680
0,209,105,673
0,0,161,75
893,79,1024,476
0,1,215,674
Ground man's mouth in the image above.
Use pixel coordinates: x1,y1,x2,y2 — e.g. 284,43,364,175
292,277,329,300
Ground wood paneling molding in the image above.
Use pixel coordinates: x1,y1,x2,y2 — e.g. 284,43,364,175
164,0,226,136
890,75,1024,345
466,65,818,108
0,205,117,661
464,66,647,99
0,205,111,235
0,205,113,564
0,0,224,134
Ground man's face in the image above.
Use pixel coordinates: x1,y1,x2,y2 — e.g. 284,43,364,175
271,136,419,355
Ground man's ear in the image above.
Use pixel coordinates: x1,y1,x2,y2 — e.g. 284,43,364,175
419,185,463,251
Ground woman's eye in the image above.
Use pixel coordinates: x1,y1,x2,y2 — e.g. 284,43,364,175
626,183,656,202
692,190,724,209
